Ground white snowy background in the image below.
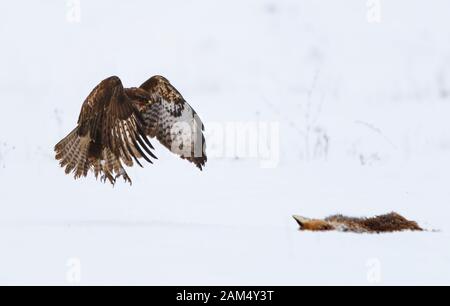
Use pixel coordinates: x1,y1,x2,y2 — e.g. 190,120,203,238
0,0,450,285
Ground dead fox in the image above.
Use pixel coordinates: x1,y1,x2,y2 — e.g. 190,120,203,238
293,212,423,233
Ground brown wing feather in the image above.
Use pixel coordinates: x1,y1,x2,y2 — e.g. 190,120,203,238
139,76,207,170
54,76,155,185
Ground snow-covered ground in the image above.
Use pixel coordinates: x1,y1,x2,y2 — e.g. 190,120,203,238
1,0,450,285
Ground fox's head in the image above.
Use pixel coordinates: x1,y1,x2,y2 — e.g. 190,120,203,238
293,215,335,231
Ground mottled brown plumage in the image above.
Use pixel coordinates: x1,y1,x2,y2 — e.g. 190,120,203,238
139,76,207,170
55,75,207,185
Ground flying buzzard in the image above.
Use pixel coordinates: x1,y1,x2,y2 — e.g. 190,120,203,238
54,75,207,185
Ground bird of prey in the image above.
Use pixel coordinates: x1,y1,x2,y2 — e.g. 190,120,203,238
54,75,207,185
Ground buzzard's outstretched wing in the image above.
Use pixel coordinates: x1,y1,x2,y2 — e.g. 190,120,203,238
55,76,156,185
139,76,207,170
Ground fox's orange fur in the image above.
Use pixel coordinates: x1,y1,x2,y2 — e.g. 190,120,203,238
293,212,423,233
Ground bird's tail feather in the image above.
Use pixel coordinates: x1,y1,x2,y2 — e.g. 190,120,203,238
55,128,132,185
55,127,91,179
